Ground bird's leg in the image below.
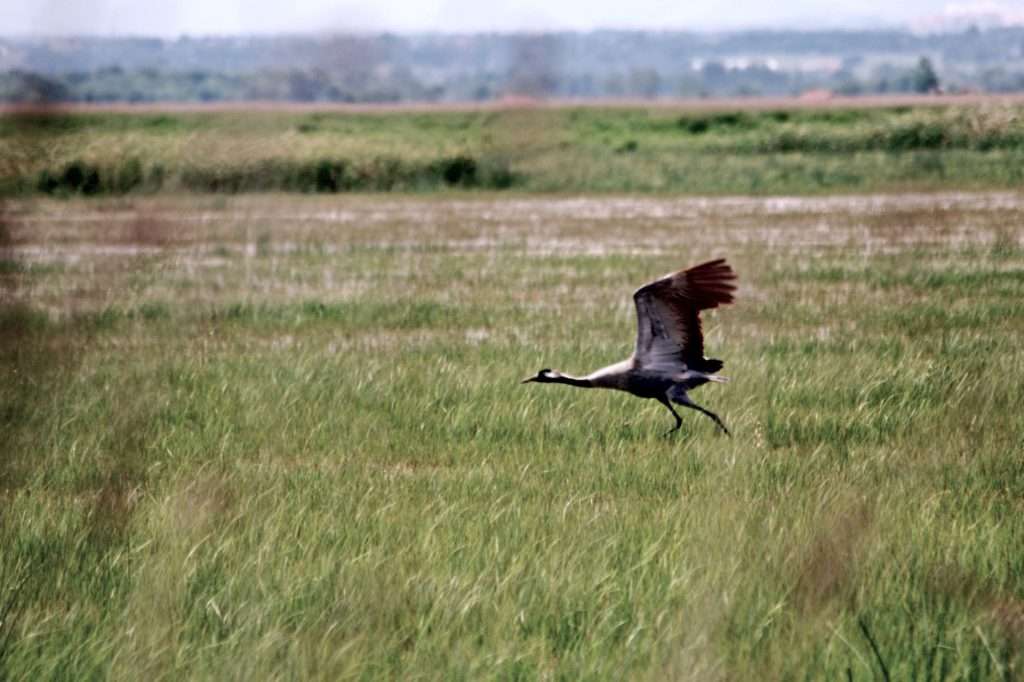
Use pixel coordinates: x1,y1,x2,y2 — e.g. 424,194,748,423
676,395,730,436
657,396,683,436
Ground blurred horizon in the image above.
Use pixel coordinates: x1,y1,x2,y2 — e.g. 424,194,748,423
5,0,1024,104
4,0,1024,37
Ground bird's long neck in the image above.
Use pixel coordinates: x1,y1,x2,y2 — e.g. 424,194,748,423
551,372,593,388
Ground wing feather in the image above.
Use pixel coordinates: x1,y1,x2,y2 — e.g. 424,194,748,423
632,258,736,371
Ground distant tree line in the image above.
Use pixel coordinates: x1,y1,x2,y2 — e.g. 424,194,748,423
2,29,1023,103
0,60,950,104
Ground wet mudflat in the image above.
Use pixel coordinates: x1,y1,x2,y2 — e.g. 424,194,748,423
6,191,1022,313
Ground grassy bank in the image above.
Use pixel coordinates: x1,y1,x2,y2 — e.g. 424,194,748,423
2,193,1023,678
5,103,1024,196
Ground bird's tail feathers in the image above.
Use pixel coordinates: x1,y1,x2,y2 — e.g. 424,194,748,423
700,358,725,373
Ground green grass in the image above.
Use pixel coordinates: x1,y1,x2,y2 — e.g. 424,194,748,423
6,104,1024,196
2,193,1024,679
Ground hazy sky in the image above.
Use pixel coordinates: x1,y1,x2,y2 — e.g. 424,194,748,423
0,0,982,36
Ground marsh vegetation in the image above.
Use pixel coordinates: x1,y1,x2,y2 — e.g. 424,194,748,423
1,192,1023,678
6,103,1024,197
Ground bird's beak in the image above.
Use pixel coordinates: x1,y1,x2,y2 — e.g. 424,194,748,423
521,376,536,384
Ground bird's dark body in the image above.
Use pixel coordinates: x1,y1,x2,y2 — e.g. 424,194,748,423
523,259,736,436
615,364,719,400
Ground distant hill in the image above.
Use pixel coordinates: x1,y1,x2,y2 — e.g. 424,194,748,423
3,28,1024,103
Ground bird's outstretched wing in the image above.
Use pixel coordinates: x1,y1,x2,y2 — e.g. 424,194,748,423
632,258,736,371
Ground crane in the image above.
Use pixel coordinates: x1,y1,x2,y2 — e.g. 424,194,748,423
522,258,736,436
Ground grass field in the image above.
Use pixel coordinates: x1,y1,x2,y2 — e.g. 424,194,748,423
2,191,1023,679
6,103,1024,196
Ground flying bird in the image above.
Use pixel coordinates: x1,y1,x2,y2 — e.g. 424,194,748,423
522,258,736,436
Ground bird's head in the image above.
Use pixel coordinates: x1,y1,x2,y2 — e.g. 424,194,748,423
521,368,559,384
